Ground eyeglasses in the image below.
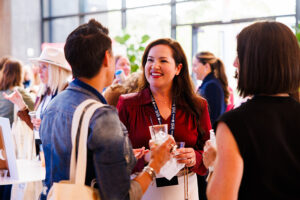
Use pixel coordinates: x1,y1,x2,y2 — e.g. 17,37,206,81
39,63,48,71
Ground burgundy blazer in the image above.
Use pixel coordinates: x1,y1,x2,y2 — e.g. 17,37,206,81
117,87,211,175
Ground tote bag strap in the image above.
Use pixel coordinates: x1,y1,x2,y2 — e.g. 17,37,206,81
69,99,104,183
75,102,104,185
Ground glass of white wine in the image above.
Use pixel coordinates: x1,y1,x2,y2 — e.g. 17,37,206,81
148,124,168,145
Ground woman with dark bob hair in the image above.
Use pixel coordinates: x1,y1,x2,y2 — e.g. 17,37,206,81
117,38,211,199
205,21,300,199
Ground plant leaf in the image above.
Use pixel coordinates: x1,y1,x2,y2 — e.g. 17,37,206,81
129,55,136,63
141,35,150,43
128,44,135,51
131,64,139,72
123,34,131,42
115,36,125,44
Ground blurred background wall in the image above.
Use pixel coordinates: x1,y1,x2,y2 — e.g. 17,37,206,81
0,0,299,103
0,0,40,62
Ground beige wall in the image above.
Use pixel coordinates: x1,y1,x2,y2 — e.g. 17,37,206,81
0,0,41,63
0,0,12,57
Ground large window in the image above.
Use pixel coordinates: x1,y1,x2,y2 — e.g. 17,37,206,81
126,0,170,8
42,0,298,51
51,17,79,42
83,0,121,12
83,11,122,37
42,0,299,99
127,5,171,40
51,0,79,16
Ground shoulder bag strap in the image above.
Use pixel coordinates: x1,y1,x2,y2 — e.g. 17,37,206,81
69,99,101,182
74,102,104,185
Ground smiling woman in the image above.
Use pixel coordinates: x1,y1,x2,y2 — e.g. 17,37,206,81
117,38,212,200
145,44,182,100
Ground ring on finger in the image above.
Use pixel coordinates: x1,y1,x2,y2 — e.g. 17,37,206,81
169,144,176,153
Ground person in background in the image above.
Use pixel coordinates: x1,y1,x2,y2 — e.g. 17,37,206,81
102,55,130,92
22,64,32,89
115,54,131,77
39,19,175,200
117,38,211,200
104,71,142,107
206,21,300,200
0,59,35,124
28,63,41,95
225,86,234,111
5,47,71,130
193,52,230,125
192,52,231,200
4,47,72,157
0,58,35,200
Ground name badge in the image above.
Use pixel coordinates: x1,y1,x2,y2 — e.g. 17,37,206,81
155,176,178,187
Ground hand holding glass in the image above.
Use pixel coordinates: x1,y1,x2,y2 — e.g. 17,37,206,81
29,111,37,127
29,111,41,141
172,141,185,156
149,124,168,145
29,111,41,131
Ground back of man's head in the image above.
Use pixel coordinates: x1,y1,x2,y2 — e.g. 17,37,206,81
64,19,112,79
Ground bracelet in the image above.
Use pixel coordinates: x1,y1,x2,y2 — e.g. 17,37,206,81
143,166,156,180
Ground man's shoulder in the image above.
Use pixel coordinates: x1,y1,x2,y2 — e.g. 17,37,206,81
47,89,106,116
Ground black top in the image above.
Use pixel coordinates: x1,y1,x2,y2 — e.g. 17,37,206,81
216,96,300,200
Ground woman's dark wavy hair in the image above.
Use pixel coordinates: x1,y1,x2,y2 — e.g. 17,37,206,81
0,59,22,90
195,51,229,104
140,38,206,142
237,21,300,101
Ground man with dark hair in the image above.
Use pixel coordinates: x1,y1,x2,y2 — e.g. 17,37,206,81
39,19,174,200
64,19,113,79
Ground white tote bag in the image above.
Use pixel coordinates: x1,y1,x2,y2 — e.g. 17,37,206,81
11,116,42,200
47,99,104,200
11,117,36,160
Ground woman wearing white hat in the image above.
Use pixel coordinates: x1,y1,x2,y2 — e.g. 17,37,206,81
5,47,72,143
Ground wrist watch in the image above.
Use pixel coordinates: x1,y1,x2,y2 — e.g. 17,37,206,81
143,165,156,180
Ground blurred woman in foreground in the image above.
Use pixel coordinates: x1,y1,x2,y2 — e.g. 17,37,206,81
206,21,300,200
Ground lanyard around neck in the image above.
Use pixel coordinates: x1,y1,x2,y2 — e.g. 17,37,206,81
150,92,176,136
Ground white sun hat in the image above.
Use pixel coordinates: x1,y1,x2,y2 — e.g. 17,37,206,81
29,47,71,71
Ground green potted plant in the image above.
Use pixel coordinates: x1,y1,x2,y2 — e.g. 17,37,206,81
114,32,150,73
